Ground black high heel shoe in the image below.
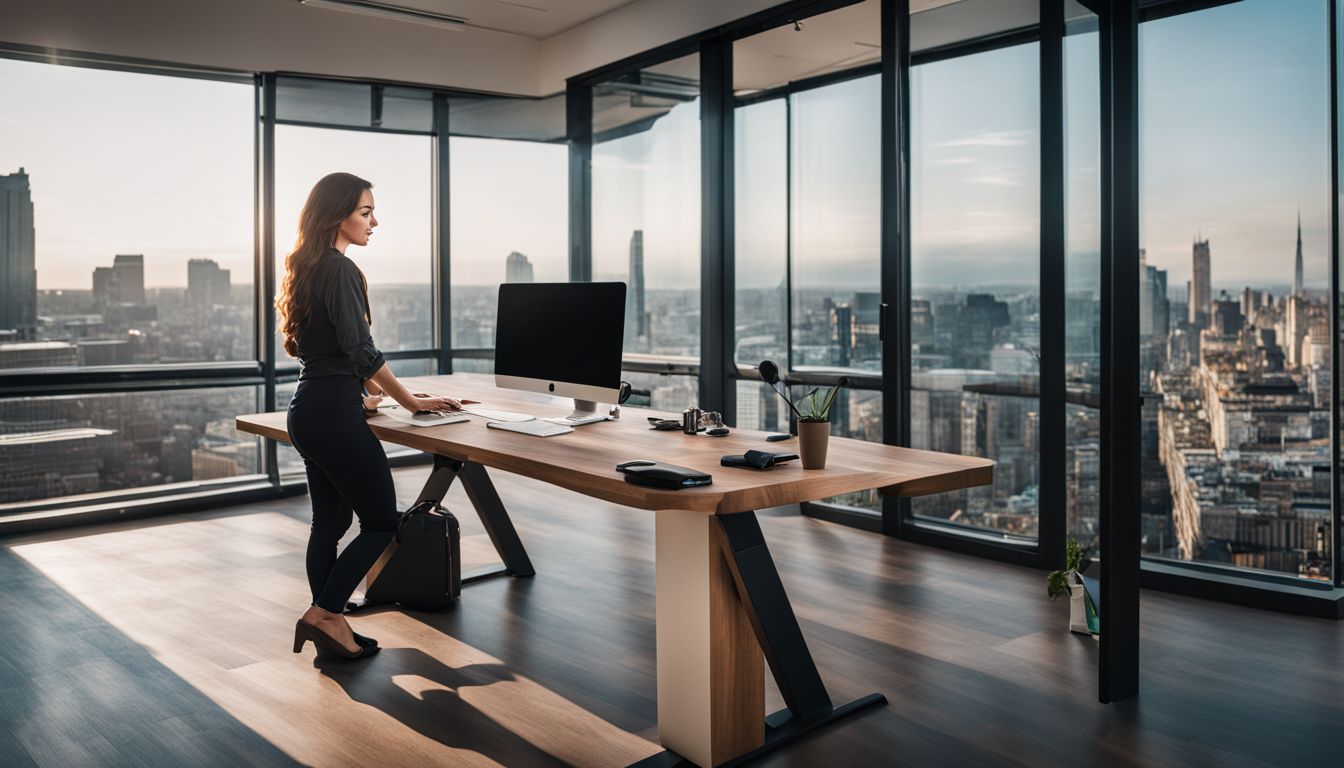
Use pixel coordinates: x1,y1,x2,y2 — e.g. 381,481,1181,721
352,631,378,648
292,620,380,659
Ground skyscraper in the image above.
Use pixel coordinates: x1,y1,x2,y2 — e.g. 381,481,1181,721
504,251,534,283
92,253,147,307
1,168,37,338
1140,249,1151,337
624,230,648,346
1140,250,1170,339
187,258,231,307
1293,208,1304,297
1189,237,1211,328
113,254,145,304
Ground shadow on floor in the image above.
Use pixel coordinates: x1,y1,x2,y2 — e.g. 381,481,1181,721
315,646,573,767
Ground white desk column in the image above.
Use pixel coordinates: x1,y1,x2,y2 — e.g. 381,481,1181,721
655,508,764,767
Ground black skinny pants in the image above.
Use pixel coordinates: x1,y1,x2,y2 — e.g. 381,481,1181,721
287,375,398,613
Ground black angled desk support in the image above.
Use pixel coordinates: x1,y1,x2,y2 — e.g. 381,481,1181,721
631,511,887,768
349,453,535,612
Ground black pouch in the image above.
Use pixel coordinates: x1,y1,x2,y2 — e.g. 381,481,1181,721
720,450,799,470
616,462,713,489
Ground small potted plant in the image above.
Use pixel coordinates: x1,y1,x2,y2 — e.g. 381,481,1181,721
756,360,847,470
797,382,846,469
1047,539,1095,635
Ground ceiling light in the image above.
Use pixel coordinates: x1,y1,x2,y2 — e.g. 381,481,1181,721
299,0,468,31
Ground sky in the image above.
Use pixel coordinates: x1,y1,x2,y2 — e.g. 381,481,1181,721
0,0,1333,295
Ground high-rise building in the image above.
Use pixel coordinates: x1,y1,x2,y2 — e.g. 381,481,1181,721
92,266,118,307
1140,249,1151,336
92,253,146,307
187,258,231,307
956,293,1010,369
1285,294,1309,367
1240,286,1261,323
1139,249,1169,339
504,251,534,283
113,254,145,304
1212,298,1242,337
911,299,934,345
830,304,852,367
624,230,648,346
1151,267,1169,338
1,168,37,338
1293,208,1304,297
1189,237,1211,328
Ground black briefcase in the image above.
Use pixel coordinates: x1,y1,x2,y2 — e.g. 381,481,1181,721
363,500,461,610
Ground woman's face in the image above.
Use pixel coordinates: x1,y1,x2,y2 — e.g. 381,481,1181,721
337,188,377,247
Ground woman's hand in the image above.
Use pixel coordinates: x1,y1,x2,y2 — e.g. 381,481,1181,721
362,394,385,414
367,364,459,415
410,393,461,414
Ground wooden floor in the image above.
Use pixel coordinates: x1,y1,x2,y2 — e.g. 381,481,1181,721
1,465,1341,767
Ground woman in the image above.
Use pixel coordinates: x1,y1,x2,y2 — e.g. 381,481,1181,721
278,172,458,659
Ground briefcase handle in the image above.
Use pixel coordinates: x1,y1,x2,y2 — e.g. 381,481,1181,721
396,499,440,543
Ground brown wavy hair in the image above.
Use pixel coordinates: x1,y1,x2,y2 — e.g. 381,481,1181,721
276,172,373,359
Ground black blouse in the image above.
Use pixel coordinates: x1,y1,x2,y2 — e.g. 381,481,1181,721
294,248,386,382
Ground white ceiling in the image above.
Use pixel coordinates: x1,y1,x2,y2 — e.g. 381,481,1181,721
352,0,640,39
732,0,1047,95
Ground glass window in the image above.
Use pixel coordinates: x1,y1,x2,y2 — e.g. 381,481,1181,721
274,126,434,361
1139,0,1331,581
449,137,568,350
909,42,1041,539
0,387,263,508
1337,0,1344,586
1065,11,1102,548
0,58,254,367
735,380,791,434
591,53,701,361
622,372,698,413
734,98,788,368
790,75,882,373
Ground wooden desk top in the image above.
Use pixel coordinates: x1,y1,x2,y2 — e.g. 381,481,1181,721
237,374,992,515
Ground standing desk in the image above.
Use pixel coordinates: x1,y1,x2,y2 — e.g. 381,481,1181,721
237,373,993,768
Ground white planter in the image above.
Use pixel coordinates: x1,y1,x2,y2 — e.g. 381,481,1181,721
1068,581,1090,634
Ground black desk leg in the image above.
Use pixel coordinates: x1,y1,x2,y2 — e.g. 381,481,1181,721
630,510,887,768
348,454,534,611
458,460,536,577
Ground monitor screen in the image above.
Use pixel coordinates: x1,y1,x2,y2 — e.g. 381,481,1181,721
494,282,626,397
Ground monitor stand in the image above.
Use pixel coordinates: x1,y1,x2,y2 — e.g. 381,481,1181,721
547,398,609,426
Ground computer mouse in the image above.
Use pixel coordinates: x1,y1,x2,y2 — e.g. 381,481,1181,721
615,460,656,470
766,433,792,442
706,427,730,437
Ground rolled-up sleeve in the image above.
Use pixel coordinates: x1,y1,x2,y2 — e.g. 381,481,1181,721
324,259,385,380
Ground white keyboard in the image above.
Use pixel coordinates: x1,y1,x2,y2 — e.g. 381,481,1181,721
542,414,610,426
459,405,535,422
486,419,574,437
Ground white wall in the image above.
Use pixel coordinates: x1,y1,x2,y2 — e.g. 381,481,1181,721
1,0,540,95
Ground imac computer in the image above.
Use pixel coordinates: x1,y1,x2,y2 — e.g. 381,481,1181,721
493,282,626,424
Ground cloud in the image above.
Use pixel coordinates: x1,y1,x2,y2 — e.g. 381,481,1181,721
928,156,976,166
966,174,1022,187
935,130,1032,148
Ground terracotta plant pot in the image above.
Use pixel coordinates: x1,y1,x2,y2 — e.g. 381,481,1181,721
797,420,830,469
